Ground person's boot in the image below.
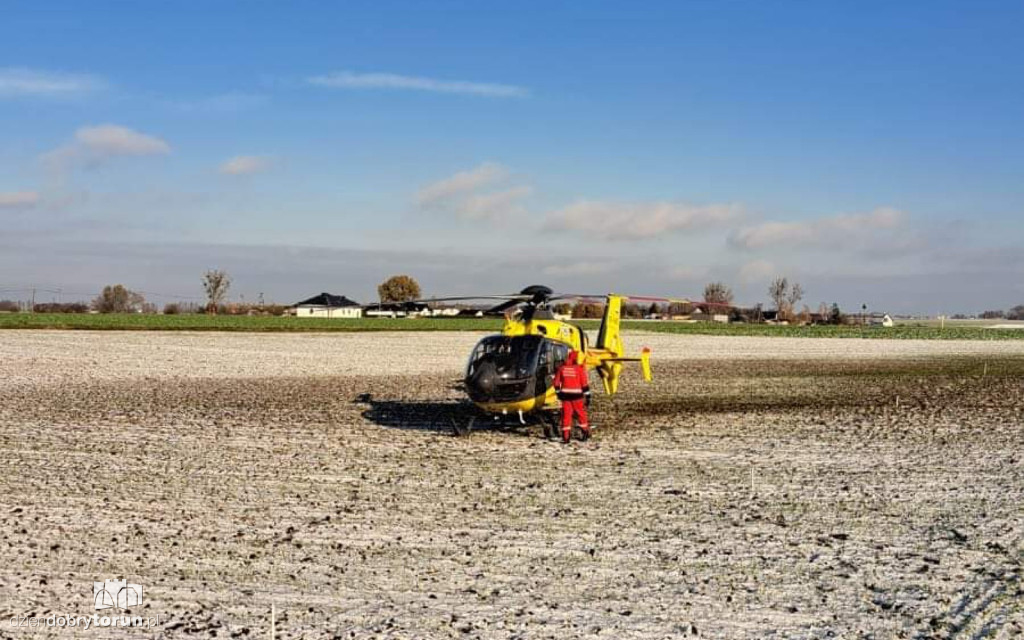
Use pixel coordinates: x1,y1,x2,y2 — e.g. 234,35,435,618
562,428,571,444
579,425,590,441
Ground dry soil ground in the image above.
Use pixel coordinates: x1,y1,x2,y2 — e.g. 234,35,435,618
1,331,1022,639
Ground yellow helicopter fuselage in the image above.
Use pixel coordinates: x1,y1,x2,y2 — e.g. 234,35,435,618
466,295,651,416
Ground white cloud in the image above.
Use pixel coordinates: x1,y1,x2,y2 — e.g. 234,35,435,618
308,71,528,98
219,155,273,176
416,163,508,206
41,124,170,172
729,207,905,250
457,186,533,220
544,200,743,240
0,191,39,208
542,261,614,277
74,125,170,156
0,67,105,98
738,259,777,284
417,163,531,221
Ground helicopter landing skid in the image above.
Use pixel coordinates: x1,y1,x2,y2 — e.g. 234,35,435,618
451,414,476,437
450,407,557,438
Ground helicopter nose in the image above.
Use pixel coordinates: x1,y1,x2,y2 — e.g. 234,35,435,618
468,361,497,398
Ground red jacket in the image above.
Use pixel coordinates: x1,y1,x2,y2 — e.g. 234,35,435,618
553,351,589,397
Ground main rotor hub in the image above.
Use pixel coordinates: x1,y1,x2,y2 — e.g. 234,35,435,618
519,285,554,306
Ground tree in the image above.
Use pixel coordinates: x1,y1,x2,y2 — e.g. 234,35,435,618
830,302,845,325
787,282,804,309
818,302,830,324
768,277,788,314
667,301,693,317
377,275,421,303
980,309,1005,319
768,276,803,321
622,303,644,319
34,302,89,313
571,301,604,319
93,285,145,313
202,269,231,314
1008,305,1024,321
703,282,734,306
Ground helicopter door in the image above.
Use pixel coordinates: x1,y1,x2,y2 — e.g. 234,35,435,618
537,341,570,395
536,340,553,395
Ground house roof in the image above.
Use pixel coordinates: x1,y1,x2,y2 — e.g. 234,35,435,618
295,292,360,307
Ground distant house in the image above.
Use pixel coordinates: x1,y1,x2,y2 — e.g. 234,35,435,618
293,293,362,318
867,313,895,328
363,301,430,318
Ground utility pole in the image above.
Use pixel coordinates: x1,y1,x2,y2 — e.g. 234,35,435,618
30,288,35,313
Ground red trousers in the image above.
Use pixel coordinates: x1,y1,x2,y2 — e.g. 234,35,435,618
560,396,589,433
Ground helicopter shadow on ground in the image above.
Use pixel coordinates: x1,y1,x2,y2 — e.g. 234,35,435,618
355,392,552,437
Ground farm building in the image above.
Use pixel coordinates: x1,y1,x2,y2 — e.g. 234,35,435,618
293,293,362,318
363,301,429,318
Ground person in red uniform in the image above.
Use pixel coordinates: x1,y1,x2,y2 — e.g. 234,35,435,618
552,349,590,443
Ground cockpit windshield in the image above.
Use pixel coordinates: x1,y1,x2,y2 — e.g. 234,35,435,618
467,335,543,380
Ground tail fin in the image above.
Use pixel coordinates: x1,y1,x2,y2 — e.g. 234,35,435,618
596,295,623,356
592,296,652,394
640,347,652,382
596,295,624,395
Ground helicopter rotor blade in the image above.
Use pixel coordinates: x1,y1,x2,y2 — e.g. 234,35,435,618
404,288,741,312
548,293,741,311
486,298,525,314
405,294,533,305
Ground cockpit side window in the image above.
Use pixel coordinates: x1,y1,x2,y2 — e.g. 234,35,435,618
538,340,551,369
552,343,569,368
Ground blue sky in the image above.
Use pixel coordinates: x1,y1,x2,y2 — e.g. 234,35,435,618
2,1,1023,313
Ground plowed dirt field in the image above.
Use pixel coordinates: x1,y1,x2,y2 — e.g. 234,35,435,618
1,331,1022,639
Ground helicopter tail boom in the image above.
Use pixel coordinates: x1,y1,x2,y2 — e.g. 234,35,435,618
598,348,652,381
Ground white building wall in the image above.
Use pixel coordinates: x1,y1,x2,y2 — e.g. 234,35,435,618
297,306,362,318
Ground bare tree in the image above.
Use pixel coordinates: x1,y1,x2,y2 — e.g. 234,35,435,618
703,281,734,306
787,282,804,309
202,269,231,314
129,290,148,313
768,277,788,315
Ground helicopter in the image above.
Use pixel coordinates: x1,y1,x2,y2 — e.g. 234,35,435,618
414,285,690,435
